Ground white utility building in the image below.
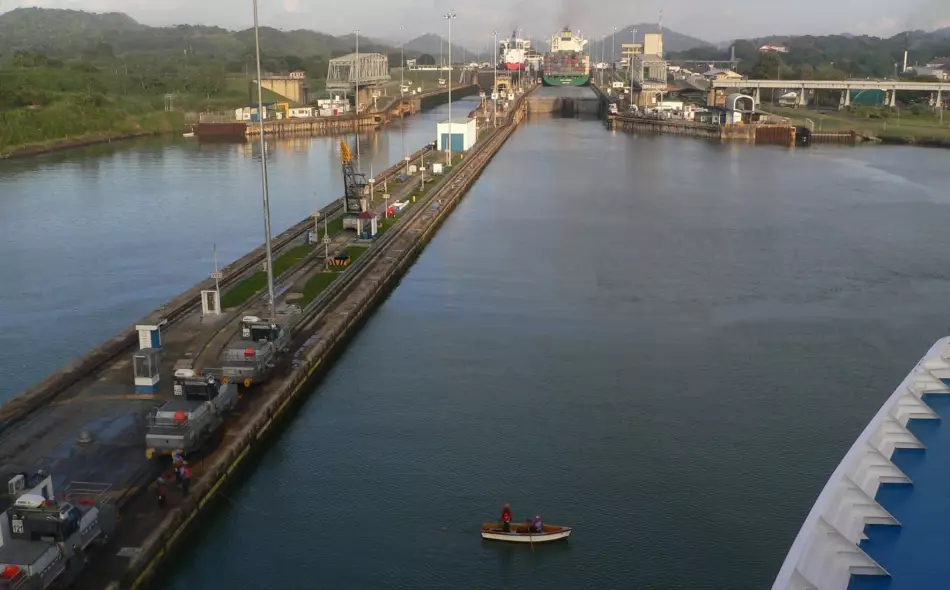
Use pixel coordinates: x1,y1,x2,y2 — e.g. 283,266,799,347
436,118,477,153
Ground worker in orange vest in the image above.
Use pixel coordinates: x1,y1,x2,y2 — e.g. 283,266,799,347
157,477,167,508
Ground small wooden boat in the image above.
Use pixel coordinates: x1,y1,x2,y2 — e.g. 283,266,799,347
481,522,572,544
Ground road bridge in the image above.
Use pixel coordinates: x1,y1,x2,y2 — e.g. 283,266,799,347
711,79,949,107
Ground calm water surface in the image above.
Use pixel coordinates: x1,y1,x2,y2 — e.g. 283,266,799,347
159,118,948,588
3,110,950,588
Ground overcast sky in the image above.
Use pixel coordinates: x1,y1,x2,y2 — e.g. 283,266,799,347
2,0,949,46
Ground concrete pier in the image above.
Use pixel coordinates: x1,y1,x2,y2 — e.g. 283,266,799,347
527,86,600,115
608,115,798,147
196,84,481,139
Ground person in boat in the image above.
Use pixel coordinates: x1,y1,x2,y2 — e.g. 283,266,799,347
501,503,513,532
531,515,543,533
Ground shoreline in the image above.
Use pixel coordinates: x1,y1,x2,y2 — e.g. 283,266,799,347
0,132,160,160
0,84,482,161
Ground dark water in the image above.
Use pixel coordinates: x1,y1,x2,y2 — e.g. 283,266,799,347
4,109,950,588
0,99,475,402
154,118,949,588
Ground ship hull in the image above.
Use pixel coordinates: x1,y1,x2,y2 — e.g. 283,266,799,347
505,63,524,71
542,74,590,86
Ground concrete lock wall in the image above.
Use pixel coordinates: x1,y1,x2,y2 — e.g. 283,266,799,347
526,87,600,115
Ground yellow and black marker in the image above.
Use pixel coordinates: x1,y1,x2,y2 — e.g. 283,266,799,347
329,252,351,267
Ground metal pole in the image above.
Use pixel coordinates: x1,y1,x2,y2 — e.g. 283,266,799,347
445,11,456,164
213,244,220,295
400,29,406,172
612,27,617,70
493,30,498,127
252,0,276,319
355,29,360,172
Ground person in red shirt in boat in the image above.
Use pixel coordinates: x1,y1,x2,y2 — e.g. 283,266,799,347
501,503,513,532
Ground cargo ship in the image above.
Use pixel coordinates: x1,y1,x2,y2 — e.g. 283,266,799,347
499,32,531,71
542,27,590,86
773,336,950,589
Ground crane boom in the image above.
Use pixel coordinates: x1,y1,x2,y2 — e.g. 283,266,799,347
340,141,353,163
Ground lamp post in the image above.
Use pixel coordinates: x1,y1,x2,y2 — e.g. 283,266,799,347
612,26,617,70
400,26,405,96
353,29,361,173
493,29,498,127
252,0,276,319
445,11,457,164
629,28,637,103
400,26,406,169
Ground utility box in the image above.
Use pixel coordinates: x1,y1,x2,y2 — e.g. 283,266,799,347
436,118,477,153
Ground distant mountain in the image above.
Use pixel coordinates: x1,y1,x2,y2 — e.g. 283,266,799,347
403,33,478,63
0,7,397,62
588,24,713,61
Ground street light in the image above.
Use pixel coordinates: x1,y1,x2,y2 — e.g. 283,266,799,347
354,28,360,171
612,26,617,70
629,28,637,103
445,11,457,164
400,25,406,168
252,0,276,319
493,29,498,127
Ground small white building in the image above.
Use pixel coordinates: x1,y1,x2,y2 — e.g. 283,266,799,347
436,118,477,153
289,107,315,118
316,97,350,117
759,44,788,53
234,105,269,121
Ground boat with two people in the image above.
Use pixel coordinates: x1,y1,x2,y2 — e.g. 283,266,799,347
480,504,571,543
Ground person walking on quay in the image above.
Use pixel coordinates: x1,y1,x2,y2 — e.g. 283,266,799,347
157,477,167,508
173,452,184,483
180,463,192,496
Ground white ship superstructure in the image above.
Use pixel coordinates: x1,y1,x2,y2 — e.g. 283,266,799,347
774,336,950,590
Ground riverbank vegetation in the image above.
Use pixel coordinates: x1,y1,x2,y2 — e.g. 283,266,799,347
0,49,322,155
0,7,427,156
672,32,950,80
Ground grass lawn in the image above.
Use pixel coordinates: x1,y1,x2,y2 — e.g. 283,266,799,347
220,242,315,309
766,105,950,141
297,246,368,306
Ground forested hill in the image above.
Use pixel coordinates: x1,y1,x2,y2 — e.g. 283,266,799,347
0,7,395,61
670,29,950,79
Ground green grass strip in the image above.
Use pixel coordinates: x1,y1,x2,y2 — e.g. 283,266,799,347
297,247,368,307
220,242,314,309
